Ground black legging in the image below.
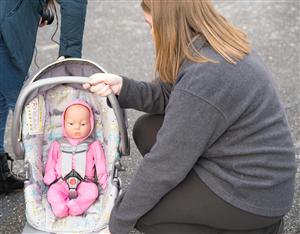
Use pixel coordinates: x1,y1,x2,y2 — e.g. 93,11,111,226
132,114,283,234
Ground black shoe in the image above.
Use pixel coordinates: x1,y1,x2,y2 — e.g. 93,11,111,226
0,152,24,194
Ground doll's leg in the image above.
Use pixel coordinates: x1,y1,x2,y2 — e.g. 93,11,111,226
47,181,69,218
68,182,98,216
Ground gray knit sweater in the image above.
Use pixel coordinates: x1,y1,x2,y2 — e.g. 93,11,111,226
109,42,297,234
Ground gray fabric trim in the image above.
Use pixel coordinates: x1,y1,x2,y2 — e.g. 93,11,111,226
59,138,92,179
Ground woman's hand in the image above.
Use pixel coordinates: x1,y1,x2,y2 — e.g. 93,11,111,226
83,73,123,96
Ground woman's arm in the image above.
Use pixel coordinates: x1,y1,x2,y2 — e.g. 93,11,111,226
117,77,172,114
109,88,227,234
85,73,173,114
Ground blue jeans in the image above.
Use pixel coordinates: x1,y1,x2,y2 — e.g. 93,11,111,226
0,33,26,154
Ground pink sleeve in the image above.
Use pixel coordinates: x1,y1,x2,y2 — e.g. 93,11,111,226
43,141,60,185
92,141,108,190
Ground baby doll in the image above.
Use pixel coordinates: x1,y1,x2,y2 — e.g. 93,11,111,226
43,100,108,218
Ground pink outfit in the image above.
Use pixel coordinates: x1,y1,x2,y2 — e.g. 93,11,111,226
43,100,108,218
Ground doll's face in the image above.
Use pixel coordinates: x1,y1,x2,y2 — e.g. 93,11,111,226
64,105,91,139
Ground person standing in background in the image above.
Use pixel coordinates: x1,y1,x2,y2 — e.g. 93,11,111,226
0,0,87,194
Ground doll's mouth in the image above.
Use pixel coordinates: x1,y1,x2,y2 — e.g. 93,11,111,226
72,133,82,138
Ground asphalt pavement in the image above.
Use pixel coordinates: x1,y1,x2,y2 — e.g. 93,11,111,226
0,1,299,234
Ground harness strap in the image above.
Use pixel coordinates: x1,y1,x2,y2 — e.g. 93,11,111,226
58,138,93,179
57,138,94,199
64,170,83,199
61,143,89,179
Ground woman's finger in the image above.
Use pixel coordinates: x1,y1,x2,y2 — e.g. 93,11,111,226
89,73,109,85
101,88,112,97
82,83,90,89
90,83,105,93
96,84,111,96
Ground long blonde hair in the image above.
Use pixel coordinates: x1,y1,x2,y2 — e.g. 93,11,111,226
141,0,251,84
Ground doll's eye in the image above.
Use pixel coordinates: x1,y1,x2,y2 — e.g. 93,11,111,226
81,123,86,126
68,122,74,126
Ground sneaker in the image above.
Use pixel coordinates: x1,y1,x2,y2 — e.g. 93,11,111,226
0,152,24,194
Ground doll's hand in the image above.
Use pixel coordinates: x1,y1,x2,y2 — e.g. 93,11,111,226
83,73,123,96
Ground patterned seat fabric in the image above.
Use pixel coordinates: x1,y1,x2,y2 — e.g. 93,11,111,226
22,85,120,233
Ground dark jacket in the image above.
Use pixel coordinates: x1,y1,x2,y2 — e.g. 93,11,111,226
0,0,87,75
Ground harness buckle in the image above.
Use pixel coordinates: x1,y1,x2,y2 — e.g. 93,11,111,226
64,170,83,199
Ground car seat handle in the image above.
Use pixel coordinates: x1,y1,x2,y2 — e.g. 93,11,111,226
11,76,130,159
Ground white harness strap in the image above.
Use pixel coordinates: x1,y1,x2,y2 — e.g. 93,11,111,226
60,140,90,179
